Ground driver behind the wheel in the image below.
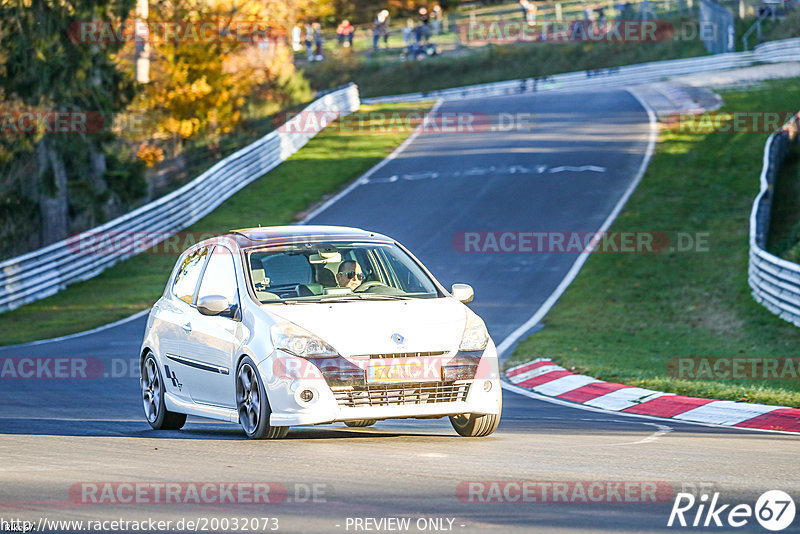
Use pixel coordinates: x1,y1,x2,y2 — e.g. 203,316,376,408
336,260,364,290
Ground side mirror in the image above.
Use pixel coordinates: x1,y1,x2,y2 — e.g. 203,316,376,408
197,294,232,317
451,283,474,304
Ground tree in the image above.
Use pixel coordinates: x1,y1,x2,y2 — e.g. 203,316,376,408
0,0,138,249
129,0,315,158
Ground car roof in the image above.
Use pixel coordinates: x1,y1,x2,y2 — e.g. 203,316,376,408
227,225,395,248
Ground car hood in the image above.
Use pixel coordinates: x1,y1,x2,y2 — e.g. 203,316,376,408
262,297,467,356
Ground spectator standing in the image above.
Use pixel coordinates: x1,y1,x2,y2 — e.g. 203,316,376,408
594,5,606,23
526,1,537,24
431,5,442,35
418,7,430,43
582,2,592,19
373,9,390,50
336,19,354,47
380,10,390,47
402,19,414,46
519,0,529,20
312,22,323,61
291,25,302,51
304,23,314,60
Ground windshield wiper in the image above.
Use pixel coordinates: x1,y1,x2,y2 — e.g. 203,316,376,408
352,294,411,300
316,295,364,302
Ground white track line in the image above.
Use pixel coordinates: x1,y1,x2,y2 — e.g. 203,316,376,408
300,99,444,224
495,87,659,358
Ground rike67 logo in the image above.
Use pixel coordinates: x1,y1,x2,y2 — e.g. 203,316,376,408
668,490,796,531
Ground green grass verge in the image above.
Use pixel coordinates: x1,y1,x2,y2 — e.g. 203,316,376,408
0,102,431,346
302,19,709,98
767,145,800,262
504,78,800,408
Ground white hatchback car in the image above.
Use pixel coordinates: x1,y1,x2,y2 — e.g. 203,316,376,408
139,226,502,439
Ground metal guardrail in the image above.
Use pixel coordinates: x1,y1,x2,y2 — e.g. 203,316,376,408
0,83,361,313
748,112,800,327
362,37,800,104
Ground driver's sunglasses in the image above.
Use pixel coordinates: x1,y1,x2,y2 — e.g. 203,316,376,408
339,271,364,280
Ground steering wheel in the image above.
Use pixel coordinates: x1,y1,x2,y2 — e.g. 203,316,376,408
354,281,387,293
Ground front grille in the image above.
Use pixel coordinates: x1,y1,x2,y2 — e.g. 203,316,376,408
347,351,447,360
331,381,470,408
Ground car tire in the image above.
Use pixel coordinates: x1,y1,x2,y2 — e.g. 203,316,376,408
236,356,289,440
344,419,377,427
141,353,187,430
449,412,500,437
449,394,501,437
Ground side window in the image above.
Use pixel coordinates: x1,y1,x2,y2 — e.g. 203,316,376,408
171,247,209,304
197,246,239,305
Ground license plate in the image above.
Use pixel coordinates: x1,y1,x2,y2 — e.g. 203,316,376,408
366,359,441,383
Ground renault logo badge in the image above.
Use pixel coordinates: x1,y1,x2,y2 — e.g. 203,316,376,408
391,333,404,345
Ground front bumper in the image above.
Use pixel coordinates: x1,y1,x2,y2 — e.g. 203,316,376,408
258,342,502,426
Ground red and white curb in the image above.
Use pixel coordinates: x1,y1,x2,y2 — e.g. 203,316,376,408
505,359,800,433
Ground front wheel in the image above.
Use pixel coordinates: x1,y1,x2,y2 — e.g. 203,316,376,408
449,393,501,437
449,412,500,437
236,357,289,439
141,354,186,430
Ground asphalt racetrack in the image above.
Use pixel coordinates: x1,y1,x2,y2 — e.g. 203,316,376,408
1,89,797,533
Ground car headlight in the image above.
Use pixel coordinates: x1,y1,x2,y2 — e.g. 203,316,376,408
459,309,489,351
271,322,339,358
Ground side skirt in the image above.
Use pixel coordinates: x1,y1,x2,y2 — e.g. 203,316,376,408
164,391,239,423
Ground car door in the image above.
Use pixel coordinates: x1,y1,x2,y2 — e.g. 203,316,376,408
181,244,241,407
155,245,211,402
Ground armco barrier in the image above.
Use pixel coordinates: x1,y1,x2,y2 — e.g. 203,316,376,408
362,37,800,104
748,112,800,327
0,83,361,313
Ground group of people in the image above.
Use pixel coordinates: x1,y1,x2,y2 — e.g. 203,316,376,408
290,23,324,61
291,5,444,62
376,6,443,51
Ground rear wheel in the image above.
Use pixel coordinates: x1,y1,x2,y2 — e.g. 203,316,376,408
141,354,186,430
344,419,377,427
236,357,289,439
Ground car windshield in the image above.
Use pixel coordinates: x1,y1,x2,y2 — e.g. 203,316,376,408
246,241,441,303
